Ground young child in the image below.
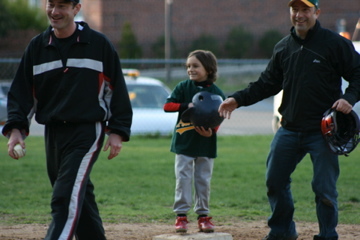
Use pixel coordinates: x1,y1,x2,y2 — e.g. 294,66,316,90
163,50,225,233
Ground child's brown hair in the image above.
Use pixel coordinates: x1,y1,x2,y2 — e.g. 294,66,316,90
187,50,218,82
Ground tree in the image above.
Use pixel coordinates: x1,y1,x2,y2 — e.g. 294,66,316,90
189,34,220,56
225,26,253,58
259,30,283,58
0,0,17,36
6,0,48,32
0,0,48,36
151,35,178,58
119,22,142,59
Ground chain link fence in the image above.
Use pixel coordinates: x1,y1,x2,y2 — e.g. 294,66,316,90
0,58,275,136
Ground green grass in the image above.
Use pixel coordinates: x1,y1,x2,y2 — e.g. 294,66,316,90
1,135,360,225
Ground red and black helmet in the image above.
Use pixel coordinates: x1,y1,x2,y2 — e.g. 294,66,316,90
181,91,224,129
321,108,360,156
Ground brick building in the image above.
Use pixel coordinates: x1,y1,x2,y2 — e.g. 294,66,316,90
1,0,359,58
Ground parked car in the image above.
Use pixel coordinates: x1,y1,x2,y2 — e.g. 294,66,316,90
272,41,360,133
0,81,11,127
1,71,178,136
123,69,178,135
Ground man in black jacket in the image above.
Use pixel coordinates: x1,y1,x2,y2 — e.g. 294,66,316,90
219,0,360,239
2,0,132,239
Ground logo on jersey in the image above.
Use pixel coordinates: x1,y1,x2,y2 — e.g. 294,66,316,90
175,120,195,134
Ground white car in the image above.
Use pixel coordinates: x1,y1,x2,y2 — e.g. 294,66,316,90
272,41,360,133
0,81,11,126
0,71,178,136
123,69,178,136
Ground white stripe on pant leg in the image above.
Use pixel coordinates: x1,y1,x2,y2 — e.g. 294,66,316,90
59,122,102,240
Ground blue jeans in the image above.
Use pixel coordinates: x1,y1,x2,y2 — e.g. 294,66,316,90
266,127,339,240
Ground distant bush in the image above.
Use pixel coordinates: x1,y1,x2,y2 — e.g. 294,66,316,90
151,35,178,58
258,30,283,58
189,34,220,56
0,0,15,36
225,26,253,58
119,22,142,59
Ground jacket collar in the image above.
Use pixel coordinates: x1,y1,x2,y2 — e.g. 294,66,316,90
43,21,90,47
290,20,320,44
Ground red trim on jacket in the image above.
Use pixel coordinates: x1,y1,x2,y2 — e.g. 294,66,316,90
163,102,180,112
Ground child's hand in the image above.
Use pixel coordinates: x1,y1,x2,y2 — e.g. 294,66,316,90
195,126,212,137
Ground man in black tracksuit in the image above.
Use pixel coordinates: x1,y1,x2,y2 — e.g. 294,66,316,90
2,0,132,239
219,0,360,240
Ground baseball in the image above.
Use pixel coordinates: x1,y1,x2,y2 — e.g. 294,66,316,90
13,144,26,159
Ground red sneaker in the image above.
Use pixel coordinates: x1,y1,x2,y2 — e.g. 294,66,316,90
175,216,188,233
198,216,215,233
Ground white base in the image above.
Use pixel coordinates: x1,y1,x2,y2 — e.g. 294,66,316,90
153,232,233,240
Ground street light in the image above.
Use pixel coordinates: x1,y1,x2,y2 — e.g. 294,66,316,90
165,0,173,82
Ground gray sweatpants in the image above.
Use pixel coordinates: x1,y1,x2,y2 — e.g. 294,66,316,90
173,154,214,215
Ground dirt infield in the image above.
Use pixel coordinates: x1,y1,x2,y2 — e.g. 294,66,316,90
1,220,359,240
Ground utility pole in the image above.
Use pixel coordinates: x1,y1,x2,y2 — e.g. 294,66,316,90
352,18,360,41
165,0,173,82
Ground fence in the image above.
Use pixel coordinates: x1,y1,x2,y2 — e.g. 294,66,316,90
0,58,269,81
0,58,275,136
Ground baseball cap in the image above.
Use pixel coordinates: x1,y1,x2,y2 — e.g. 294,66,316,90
288,0,319,8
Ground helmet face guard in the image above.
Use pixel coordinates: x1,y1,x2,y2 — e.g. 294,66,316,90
181,91,224,129
321,108,360,156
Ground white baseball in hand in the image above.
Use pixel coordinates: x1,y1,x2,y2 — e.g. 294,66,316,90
13,144,26,159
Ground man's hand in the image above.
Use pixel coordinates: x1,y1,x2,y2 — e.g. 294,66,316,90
332,99,352,114
7,129,25,159
103,133,123,160
218,97,238,119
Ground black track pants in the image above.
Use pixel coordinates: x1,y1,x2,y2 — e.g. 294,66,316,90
44,122,106,240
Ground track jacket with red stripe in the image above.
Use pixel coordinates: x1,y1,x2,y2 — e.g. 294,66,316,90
2,22,132,140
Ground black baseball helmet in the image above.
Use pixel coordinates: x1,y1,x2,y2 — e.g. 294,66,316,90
181,91,224,129
321,108,360,156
